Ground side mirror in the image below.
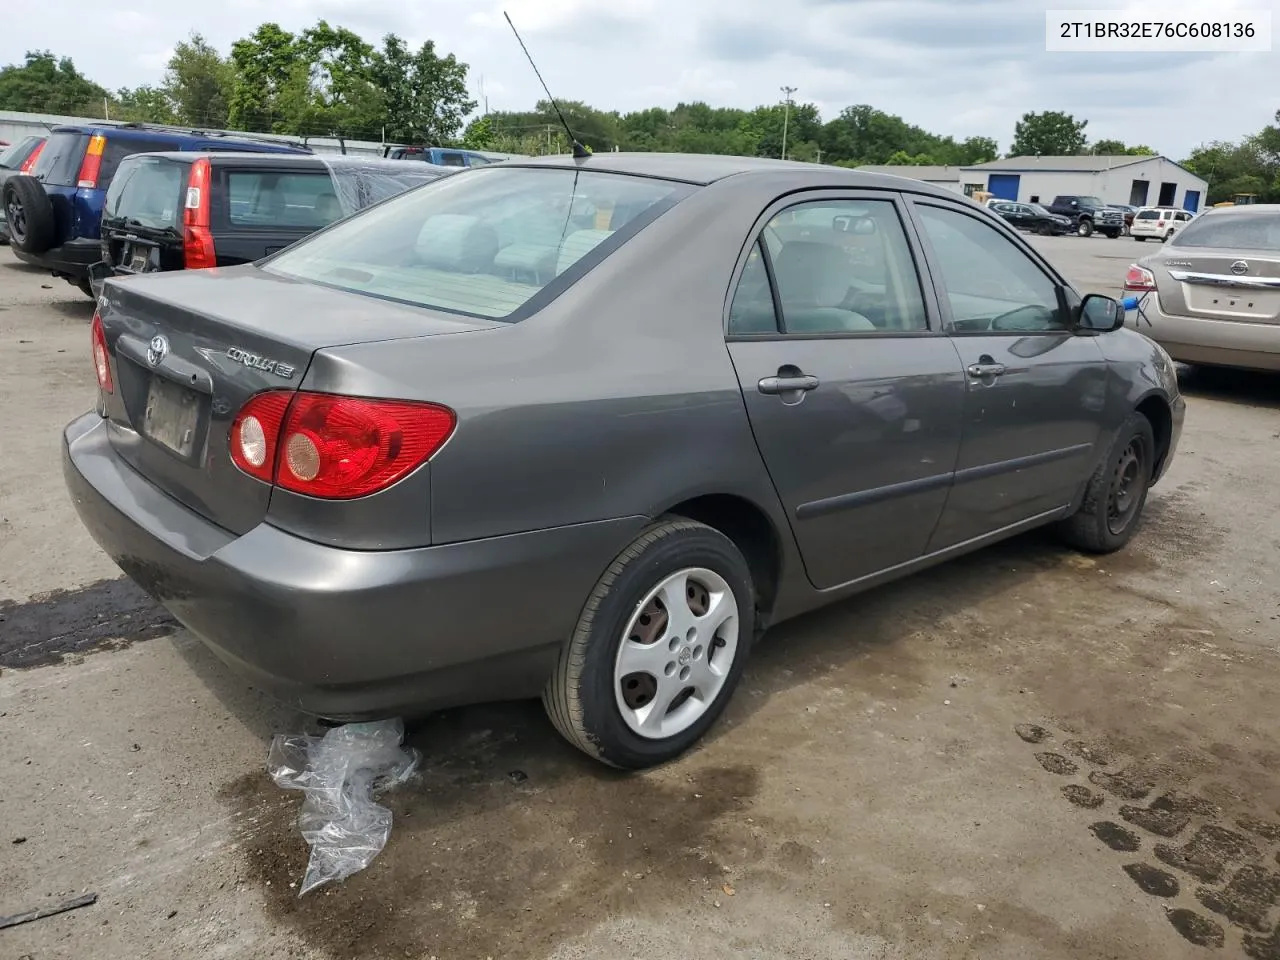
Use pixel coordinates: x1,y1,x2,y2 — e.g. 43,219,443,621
1077,293,1124,333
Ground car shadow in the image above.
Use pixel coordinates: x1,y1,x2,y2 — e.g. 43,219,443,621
47,298,96,321
1177,364,1280,410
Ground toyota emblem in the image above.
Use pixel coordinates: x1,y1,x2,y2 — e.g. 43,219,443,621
1230,260,1249,276
147,334,170,367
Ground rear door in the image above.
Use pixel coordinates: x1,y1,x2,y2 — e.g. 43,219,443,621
908,198,1109,548
213,162,343,263
100,155,188,274
1153,212,1280,326
725,192,967,590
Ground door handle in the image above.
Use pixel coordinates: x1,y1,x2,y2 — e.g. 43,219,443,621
966,361,1007,378
759,374,820,395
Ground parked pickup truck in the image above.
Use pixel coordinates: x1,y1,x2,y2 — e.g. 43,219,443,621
1046,195,1126,238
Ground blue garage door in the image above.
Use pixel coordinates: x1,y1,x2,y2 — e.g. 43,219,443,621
1184,190,1201,213
987,174,1020,201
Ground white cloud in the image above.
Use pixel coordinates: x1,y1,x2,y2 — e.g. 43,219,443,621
2,0,1275,157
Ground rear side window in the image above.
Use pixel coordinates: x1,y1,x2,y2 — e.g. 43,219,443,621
437,152,467,167
103,156,186,229
99,137,179,185
226,170,342,229
264,167,693,321
1172,213,1280,251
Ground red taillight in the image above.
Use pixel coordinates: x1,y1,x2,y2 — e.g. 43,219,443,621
229,392,292,483
229,391,456,499
1124,264,1156,292
19,140,44,174
182,157,216,269
76,134,106,189
91,310,113,394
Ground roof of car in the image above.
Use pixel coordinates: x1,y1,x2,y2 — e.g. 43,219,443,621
1196,203,1280,217
125,151,447,172
493,151,962,194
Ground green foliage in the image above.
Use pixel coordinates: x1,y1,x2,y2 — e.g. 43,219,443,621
164,34,233,128
115,85,177,124
1010,110,1088,157
1183,113,1280,203
1091,138,1157,156
0,51,110,115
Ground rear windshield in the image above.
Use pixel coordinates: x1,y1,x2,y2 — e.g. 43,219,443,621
263,167,693,321
1135,210,1160,219
1171,213,1280,251
103,156,186,229
30,130,178,188
227,170,342,229
0,137,40,169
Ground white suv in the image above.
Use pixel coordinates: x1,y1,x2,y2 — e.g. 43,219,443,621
1131,206,1194,242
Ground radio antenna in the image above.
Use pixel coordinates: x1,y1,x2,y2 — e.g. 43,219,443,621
503,11,591,160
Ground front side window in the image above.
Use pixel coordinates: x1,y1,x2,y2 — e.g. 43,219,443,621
730,198,927,335
917,204,1064,332
264,167,692,320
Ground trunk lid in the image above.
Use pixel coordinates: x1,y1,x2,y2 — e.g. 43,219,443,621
1154,246,1280,325
98,266,498,534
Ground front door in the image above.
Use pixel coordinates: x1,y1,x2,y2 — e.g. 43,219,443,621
908,200,1109,549
724,194,967,590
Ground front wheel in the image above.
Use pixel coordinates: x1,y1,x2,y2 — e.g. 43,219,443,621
1103,230,1121,239
543,519,754,769
1077,219,1094,238
1058,412,1156,553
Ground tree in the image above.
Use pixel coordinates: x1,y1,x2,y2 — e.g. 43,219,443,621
0,50,110,115
227,23,301,131
115,85,176,124
1009,111,1087,157
372,35,475,144
1091,138,1157,156
164,33,233,128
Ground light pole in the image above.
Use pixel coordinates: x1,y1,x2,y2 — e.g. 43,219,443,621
780,85,797,160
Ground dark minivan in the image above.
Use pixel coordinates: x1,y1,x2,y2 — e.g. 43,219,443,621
91,152,448,293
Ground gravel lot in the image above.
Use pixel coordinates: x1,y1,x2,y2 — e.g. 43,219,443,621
2,235,1279,960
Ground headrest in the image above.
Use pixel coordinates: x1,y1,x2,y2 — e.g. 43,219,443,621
772,241,850,308
415,214,499,272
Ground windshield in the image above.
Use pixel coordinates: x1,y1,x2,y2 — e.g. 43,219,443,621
1078,196,1104,206
1170,213,1280,251
102,156,185,230
264,166,693,321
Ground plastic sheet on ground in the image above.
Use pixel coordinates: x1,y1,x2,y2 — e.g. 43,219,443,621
267,718,421,895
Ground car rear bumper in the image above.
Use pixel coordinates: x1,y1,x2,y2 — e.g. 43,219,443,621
1126,295,1280,372
12,238,100,280
63,412,643,720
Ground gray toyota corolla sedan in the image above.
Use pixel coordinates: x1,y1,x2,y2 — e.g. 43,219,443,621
63,153,1184,769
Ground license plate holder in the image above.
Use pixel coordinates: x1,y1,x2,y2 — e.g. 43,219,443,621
142,376,202,459
130,246,151,272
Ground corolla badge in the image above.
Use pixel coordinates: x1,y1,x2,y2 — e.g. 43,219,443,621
147,335,169,367
226,346,295,379
1230,260,1249,276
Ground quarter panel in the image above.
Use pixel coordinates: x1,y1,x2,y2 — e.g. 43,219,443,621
307,178,809,547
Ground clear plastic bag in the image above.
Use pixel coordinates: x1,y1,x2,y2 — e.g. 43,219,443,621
267,718,420,895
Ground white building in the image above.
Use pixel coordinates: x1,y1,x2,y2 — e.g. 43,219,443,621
855,164,964,194
957,155,1209,213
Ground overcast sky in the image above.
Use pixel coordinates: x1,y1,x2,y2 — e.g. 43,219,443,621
3,0,1276,158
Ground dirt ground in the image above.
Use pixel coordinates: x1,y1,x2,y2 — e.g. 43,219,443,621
2,236,1279,960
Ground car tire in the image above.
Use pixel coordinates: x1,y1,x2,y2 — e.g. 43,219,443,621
1163,230,1174,242
1077,219,1094,238
2,175,56,255
1104,230,1121,239
1058,411,1156,554
543,518,755,769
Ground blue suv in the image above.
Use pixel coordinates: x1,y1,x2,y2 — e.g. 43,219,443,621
2,122,308,296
